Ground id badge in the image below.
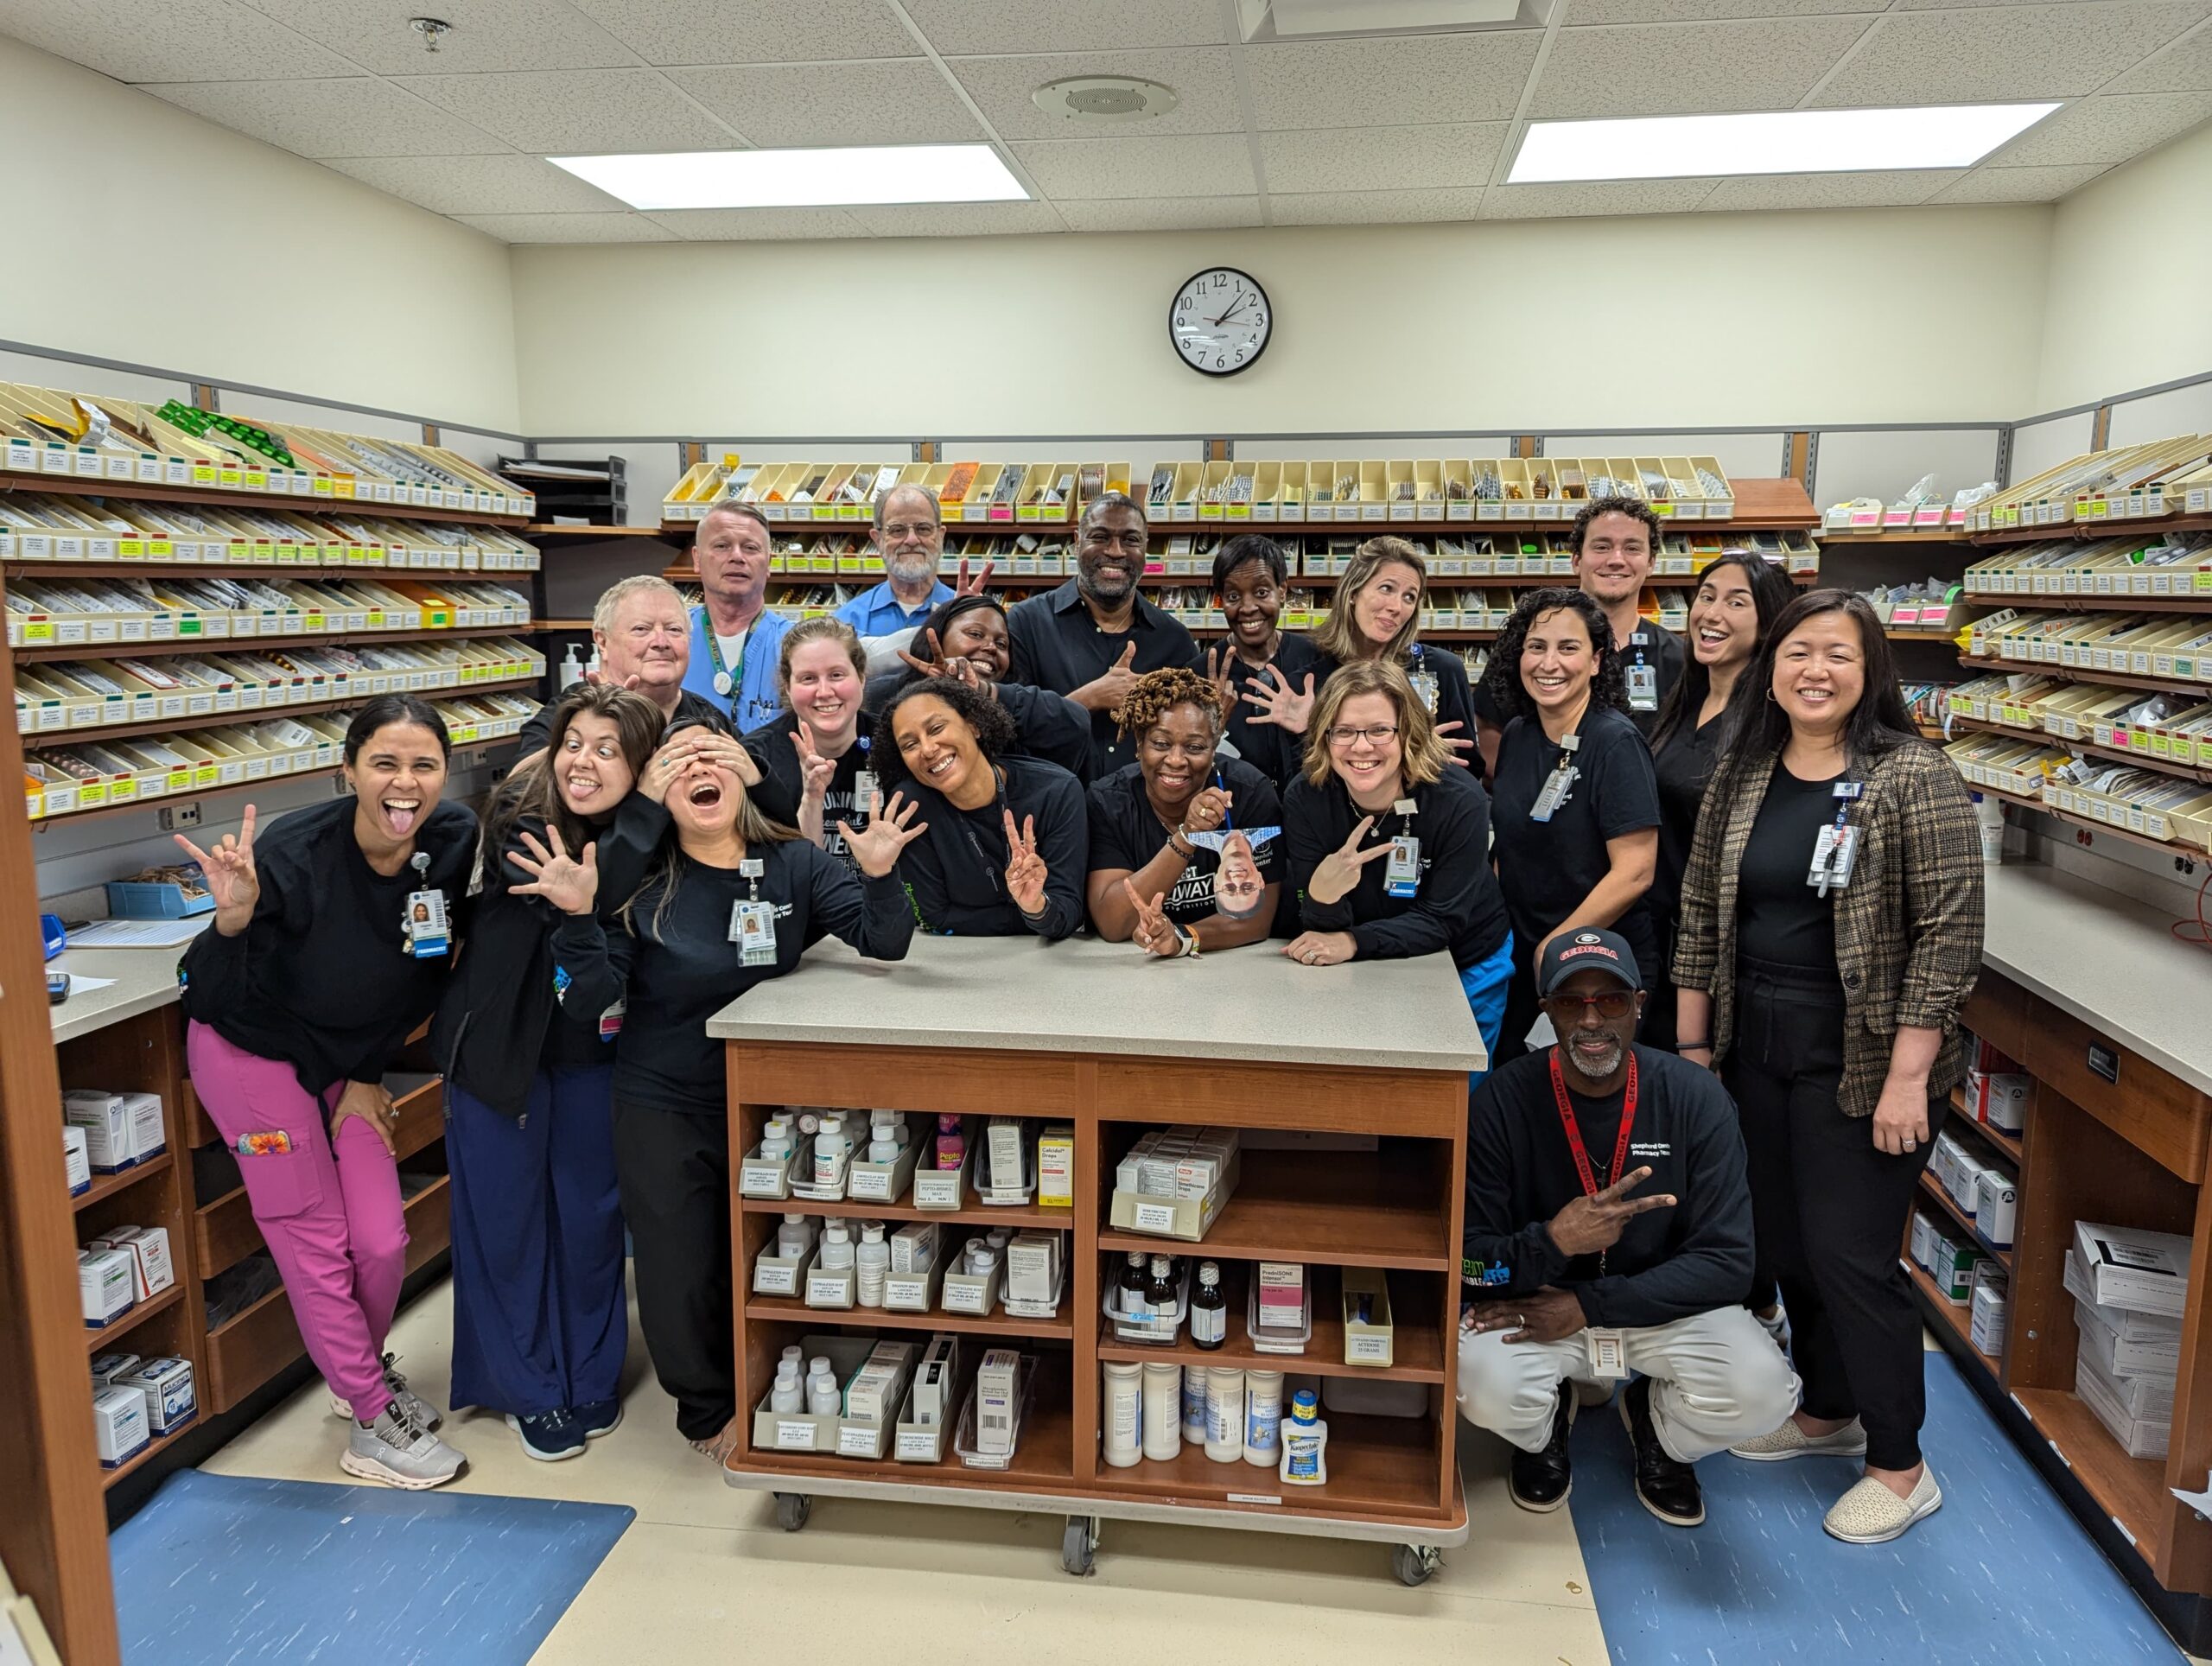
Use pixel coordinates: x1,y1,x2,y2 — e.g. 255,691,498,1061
852,768,879,820
1384,835,1421,898
730,900,779,967
402,888,450,958
597,999,626,1041
1626,661,1658,712
1408,670,1440,714
1529,762,1577,823
1808,824,1858,895
1584,1327,1630,1381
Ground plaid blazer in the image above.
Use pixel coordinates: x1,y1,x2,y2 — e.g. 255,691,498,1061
1672,741,1985,1117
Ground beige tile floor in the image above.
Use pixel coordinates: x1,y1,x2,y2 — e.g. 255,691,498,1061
203,1277,1611,1665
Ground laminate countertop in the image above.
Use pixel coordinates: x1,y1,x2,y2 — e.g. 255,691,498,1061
705,933,1491,1074
48,944,187,1045
1983,863,2212,1097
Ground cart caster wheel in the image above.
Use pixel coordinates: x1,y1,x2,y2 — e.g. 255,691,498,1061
1392,1543,1440,1587
774,1492,810,1533
1061,1515,1099,1577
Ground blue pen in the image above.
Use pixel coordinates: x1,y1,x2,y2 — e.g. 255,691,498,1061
1215,769,1231,830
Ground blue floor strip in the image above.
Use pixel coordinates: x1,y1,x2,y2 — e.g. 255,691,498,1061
1568,1354,2183,1665
111,1471,631,1665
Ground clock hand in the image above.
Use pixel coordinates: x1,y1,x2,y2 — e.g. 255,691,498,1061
1211,294,1252,327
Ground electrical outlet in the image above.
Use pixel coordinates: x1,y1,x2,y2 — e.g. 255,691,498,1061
158,802,203,830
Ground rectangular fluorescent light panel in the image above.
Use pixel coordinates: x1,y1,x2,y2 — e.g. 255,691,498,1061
1509,104,2061,184
548,144,1028,211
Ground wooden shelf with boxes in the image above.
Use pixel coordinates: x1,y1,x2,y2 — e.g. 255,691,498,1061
1905,972,2212,1644
0,467,532,529
18,673,538,754
1972,513,2212,548
11,622,545,664
1962,591,2212,616
1948,714,2212,789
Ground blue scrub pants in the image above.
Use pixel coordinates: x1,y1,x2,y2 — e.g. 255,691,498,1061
1459,932,1516,1092
446,1064,626,1417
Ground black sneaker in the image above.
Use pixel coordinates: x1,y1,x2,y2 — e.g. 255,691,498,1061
1620,1376,1705,1527
1509,1382,1575,1512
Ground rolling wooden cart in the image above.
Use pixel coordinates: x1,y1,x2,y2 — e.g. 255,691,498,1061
712,935,1484,1585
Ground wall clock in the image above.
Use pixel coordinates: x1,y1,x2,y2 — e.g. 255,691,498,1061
1169,267,1271,377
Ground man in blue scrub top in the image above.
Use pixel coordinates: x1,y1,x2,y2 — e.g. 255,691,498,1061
833,483,955,639
682,502,791,732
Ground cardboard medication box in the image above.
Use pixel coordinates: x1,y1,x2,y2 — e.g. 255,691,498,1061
1037,1123,1076,1210
62,1123,90,1196
79,1248,136,1327
89,1225,175,1299
1341,1267,1395,1367
115,1356,197,1435
92,1383,150,1467
62,1089,165,1173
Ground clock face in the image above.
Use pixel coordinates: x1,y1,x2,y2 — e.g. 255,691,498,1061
1170,268,1271,378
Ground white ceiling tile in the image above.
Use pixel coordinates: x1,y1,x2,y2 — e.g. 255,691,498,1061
1270,187,1487,225
665,60,984,146
1260,124,1508,192
1056,196,1263,231
452,211,678,243
1980,89,2212,166
949,47,1243,140
1927,162,2114,203
1533,17,1873,116
568,0,919,65
840,200,1069,237
1698,168,1961,211
1890,0,2197,8
1484,178,1720,217
903,0,1228,55
645,207,874,239
2106,24,2212,92
138,77,510,159
242,0,634,76
319,153,629,213
1245,30,1543,129
1009,133,1257,198
0,0,356,83
1811,3,2212,106
1563,0,1878,20
393,68,739,153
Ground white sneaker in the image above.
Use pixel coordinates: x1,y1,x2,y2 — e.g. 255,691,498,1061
328,1356,442,1431
1824,1467,1942,1544
1730,1417,1868,1461
340,1400,467,1491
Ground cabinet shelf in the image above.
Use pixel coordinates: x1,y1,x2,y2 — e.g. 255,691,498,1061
1916,1173,2013,1269
13,623,542,663
1090,1408,1442,1517
1971,784,2203,862
1096,1265,1445,1383
738,1192,1070,1231
22,673,538,751
1097,1149,1452,1272
1949,715,2212,789
72,1150,172,1213
2012,1385,2171,1571
1948,1086,2024,1165
1971,512,2212,546
1957,654,2212,699
0,466,530,527
1903,1255,2000,1380
743,1293,1072,1341
1961,591,2212,615
81,1280,185,1353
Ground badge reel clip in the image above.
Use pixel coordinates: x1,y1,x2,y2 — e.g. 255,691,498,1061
1529,734,1580,824
1625,644,1659,714
730,857,778,968
1383,797,1421,900
1808,783,1864,900
401,850,451,959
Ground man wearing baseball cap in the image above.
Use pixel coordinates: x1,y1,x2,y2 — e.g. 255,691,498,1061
1456,928,1797,1526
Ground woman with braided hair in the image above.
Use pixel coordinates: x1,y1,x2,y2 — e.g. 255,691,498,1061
1085,665,1283,955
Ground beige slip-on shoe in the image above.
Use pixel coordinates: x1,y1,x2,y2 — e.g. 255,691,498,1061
1823,1467,1943,1544
1730,1416,1868,1461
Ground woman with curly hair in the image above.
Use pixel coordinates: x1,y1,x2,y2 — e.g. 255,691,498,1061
1084,665,1283,955
874,677,1087,938
1484,588,1661,1063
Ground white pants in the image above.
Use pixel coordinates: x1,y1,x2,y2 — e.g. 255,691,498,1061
1456,1306,1801,1464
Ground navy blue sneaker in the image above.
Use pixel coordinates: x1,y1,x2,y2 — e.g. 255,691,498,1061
506,1408,586,1462
574,1399,624,1440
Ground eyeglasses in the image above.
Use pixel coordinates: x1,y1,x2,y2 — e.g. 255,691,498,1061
880,522,940,540
1325,724,1399,747
1540,990,1638,1021
1083,530,1149,550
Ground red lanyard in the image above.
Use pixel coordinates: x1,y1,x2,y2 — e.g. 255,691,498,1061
1548,1050,1638,1197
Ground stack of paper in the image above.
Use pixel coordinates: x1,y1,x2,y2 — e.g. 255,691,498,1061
2067,1235,2189,1459
2073,1220,2190,1318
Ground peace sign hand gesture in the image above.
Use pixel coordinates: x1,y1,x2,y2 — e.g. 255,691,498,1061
1545,1166,1677,1258
1122,877,1180,958
952,556,996,597
1203,646,1237,717
840,792,928,879
507,827,600,917
1002,809,1050,917
175,804,260,937
1306,815,1396,906
1240,662,1315,734
790,722,836,804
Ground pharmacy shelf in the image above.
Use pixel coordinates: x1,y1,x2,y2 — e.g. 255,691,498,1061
1961,591,2212,614
1916,1172,2013,1270
1971,513,2212,546
1096,1266,1446,1384
72,1151,173,1214
1090,1408,1440,1517
2013,1385,2171,1571
1097,1150,1451,1273
1949,714,2212,788
1970,783,2202,862
81,1280,185,1353
1948,1086,2025,1166
22,673,538,751
1902,1254,2001,1381
100,1416,201,1490
523,524,670,538
12,622,542,663
1886,626,1968,642
744,1293,1073,1342
1818,528,1977,544
737,1193,1070,1232
0,467,531,527
3,560,536,582
1957,654,2212,699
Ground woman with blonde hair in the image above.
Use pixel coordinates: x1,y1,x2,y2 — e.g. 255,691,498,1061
1240,535,1478,773
741,615,879,868
1281,659,1514,1078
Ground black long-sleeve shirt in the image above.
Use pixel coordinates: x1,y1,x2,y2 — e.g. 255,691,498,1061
180,796,477,1095
863,670,1096,784
891,754,1087,939
741,709,880,870
1281,765,1510,969
1218,632,1323,790
1462,1045,1754,1328
1007,580,1199,777
1312,641,1480,780
550,837,914,1116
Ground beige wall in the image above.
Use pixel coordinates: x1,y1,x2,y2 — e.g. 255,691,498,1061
2037,121,2212,416
0,35,521,432
511,206,2053,439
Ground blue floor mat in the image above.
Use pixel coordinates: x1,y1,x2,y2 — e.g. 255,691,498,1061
111,1470,631,1665
1569,1354,2185,1666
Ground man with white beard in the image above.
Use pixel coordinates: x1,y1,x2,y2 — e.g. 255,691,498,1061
835,482,956,638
